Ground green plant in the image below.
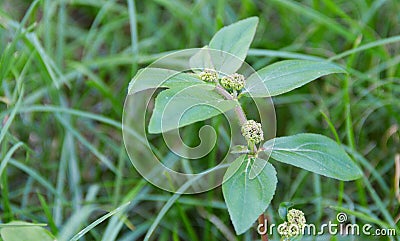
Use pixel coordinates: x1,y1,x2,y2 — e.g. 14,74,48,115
2,0,400,240
128,17,363,240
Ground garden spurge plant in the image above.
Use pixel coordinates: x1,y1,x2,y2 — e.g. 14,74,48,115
130,16,363,240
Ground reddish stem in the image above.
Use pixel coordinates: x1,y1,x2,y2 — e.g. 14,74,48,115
258,213,268,241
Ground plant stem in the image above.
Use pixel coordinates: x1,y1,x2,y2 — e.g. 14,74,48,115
215,85,257,154
216,84,265,239
215,85,247,125
258,213,268,241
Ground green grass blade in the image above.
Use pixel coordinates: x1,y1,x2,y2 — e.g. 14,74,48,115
8,159,66,202
0,88,23,145
37,192,58,235
329,35,400,61
55,114,120,174
0,142,23,179
270,0,354,41
69,202,130,241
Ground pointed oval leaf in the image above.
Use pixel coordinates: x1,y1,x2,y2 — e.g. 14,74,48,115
222,155,277,234
148,84,238,133
189,46,214,73
189,46,247,75
209,17,258,71
0,221,55,241
263,133,363,181
128,68,204,95
242,60,346,97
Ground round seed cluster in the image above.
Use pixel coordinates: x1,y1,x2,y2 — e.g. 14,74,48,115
220,73,245,90
278,209,306,239
241,120,264,144
198,69,218,82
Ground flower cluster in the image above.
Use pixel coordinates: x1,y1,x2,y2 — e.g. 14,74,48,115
287,209,306,228
241,120,264,144
277,222,300,239
220,73,245,90
197,69,246,92
278,209,307,240
198,69,218,82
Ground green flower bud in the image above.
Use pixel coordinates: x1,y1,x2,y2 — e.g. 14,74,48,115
241,120,264,144
199,69,218,82
278,208,307,239
220,73,245,90
277,221,290,237
220,76,231,89
278,221,301,239
231,73,245,90
287,209,306,230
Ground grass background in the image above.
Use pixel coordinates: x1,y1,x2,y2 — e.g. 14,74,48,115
0,0,399,240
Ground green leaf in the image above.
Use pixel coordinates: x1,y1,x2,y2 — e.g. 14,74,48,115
128,68,204,94
278,202,293,220
148,84,238,133
209,17,258,62
0,221,55,241
242,60,346,97
263,133,363,181
222,155,277,235
189,46,214,72
230,145,249,154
